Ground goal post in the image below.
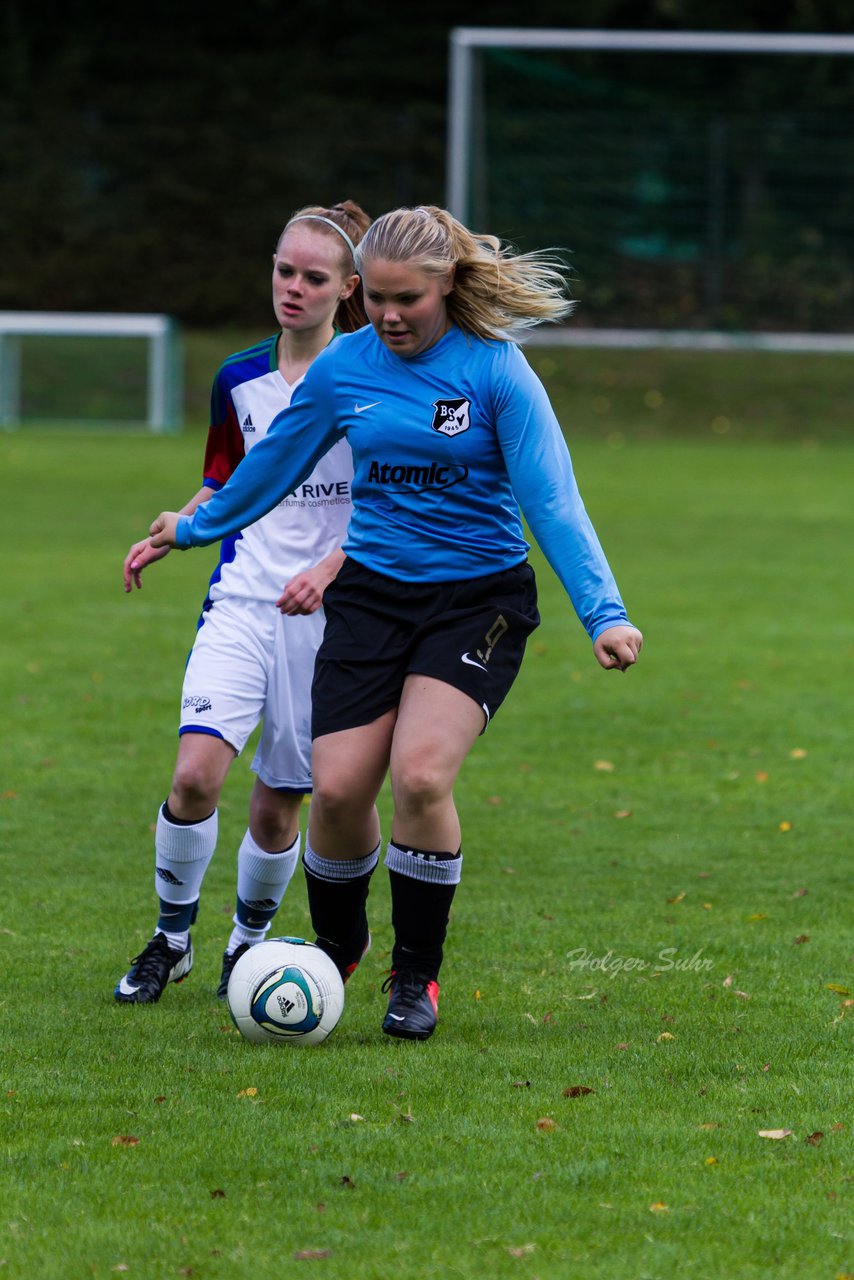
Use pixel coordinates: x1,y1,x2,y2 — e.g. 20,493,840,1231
0,311,183,432
447,28,854,349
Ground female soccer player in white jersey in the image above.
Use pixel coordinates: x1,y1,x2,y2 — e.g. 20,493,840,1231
115,200,372,1005
148,205,643,1038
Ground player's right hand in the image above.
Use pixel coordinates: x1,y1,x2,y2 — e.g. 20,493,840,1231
123,538,171,592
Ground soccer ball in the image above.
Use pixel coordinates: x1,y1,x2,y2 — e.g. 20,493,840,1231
227,937,345,1046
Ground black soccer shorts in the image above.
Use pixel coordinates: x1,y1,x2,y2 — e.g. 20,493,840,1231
311,557,540,739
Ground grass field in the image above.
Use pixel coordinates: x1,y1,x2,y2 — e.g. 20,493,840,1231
1,341,853,1279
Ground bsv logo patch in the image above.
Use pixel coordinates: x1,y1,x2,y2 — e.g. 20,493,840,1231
432,398,471,437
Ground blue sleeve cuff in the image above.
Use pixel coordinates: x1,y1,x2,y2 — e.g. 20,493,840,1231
175,515,193,549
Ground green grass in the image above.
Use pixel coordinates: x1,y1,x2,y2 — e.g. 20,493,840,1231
2,352,853,1278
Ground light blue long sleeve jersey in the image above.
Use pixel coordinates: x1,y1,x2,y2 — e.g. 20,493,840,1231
177,324,631,641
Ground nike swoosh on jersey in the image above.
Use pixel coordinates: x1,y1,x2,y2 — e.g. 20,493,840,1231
461,652,488,671
354,401,382,413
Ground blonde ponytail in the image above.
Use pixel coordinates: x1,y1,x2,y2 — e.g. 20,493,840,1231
356,205,574,341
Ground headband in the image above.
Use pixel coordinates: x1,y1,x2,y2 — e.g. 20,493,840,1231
287,215,356,260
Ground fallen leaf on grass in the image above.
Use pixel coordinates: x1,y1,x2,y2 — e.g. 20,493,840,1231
507,1244,536,1259
805,1132,824,1146
614,809,632,819
536,1117,558,1132
512,1081,531,1089
209,1188,226,1199
294,1251,331,1261
778,822,792,833
393,1171,409,1182
347,1114,365,1123
746,913,767,922
594,759,615,772
649,1202,669,1213
111,1136,139,1147
563,1085,595,1098
758,1129,793,1140
339,1175,355,1189
656,1032,675,1043
826,984,851,996
793,935,810,945
237,1087,258,1098
789,748,807,760
666,890,686,904
699,1123,719,1130
723,975,733,987
542,1011,555,1024
791,887,809,897
705,1157,719,1166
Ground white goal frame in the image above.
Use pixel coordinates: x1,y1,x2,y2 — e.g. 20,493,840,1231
0,311,182,431
447,28,854,352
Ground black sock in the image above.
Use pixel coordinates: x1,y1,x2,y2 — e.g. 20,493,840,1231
302,845,378,975
386,844,462,982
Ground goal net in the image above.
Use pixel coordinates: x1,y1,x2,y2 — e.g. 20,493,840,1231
447,30,854,345
0,312,182,432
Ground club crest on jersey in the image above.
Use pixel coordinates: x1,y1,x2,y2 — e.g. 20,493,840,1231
431,397,471,437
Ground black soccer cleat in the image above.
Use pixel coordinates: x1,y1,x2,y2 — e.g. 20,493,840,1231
114,932,193,1004
216,942,250,1000
381,970,439,1040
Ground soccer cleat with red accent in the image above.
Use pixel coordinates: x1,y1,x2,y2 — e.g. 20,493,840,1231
381,970,439,1040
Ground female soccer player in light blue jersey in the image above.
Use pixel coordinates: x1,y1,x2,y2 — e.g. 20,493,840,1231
115,201,372,1006
149,205,643,1038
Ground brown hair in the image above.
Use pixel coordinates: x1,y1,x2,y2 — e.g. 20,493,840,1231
356,205,574,340
277,200,372,332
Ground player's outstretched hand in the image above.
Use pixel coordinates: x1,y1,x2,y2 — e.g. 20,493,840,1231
593,625,643,672
149,512,180,549
123,537,171,592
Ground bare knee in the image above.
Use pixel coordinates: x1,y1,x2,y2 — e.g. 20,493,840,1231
391,756,449,819
169,734,235,819
250,786,302,851
311,770,369,829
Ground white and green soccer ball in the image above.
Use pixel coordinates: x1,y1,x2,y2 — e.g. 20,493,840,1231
227,937,344,1046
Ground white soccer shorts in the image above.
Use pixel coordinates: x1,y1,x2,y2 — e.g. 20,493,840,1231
179,596,324,791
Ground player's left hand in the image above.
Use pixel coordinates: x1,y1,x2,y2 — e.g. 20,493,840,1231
276,567,327,616
149,511,180,549
593,625,643,672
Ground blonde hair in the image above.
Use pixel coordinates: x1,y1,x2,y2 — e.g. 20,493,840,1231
355,205,574,340
277,200,372,333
